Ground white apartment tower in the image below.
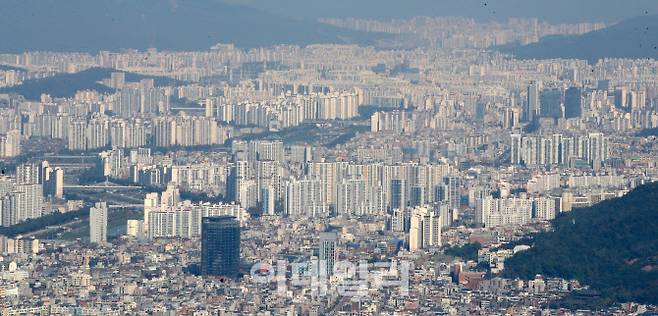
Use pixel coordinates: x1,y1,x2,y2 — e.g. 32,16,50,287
90,202,108,244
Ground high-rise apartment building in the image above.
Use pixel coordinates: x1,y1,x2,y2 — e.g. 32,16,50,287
408,206,441,252
90,202,108,244
0,130,21,158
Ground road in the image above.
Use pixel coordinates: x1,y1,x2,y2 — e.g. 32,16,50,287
21,217,86,239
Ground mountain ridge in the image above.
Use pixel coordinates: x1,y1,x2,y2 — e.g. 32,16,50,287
0,0,387,53
502,181,658,307
0,68,183,100
224,0,658,24
499,14,658,63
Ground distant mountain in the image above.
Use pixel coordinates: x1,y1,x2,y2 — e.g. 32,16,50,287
0,0,387,53
502,181,658,307
500,14,658,63
0,68,182,100
225,0,658,24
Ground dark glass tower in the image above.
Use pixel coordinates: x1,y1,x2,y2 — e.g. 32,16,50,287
201,216,240,278
540,88,563,119
475,100,486,121
390,179,407,211
443,176,460,210
564,87,582,118
525,81,540,122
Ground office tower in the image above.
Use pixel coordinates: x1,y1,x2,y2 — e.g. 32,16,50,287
614,87,629,112
510,133,522,165
390,179,406,211
261,186,275,216
564,87,582,118
526,81,540,121
319,232,337,275
410,186,424,207
443,176,460,210
201,216,240,278
90,202,108,244
540,88,563,118
475,100,486,121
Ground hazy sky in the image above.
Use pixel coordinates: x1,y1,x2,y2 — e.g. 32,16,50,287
223,0,658,23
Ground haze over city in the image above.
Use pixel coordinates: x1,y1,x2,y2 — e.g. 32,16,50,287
0,0,657,315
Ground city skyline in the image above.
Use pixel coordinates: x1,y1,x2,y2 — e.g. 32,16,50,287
0,2,657,315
